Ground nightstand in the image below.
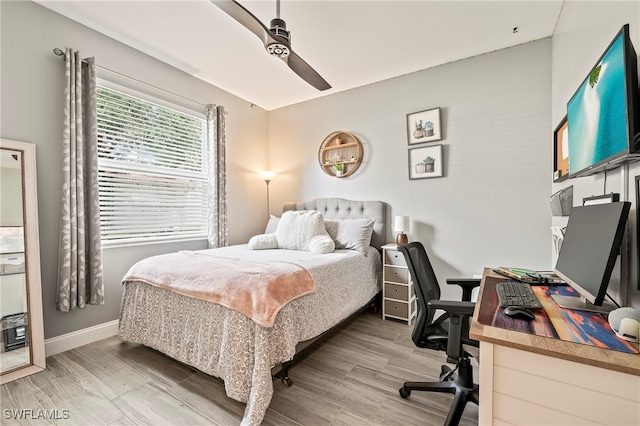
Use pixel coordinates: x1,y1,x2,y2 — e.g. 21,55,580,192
381,243,416,325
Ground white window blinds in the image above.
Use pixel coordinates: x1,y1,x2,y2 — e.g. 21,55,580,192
96,86,208,245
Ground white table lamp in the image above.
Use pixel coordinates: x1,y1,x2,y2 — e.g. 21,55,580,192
394,215,410,246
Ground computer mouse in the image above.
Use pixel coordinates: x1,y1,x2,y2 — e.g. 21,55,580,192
504,306,536,321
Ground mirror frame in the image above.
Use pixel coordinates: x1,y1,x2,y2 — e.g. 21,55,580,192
0,139,45,384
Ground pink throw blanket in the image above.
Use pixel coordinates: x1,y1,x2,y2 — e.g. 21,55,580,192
122,251,315,327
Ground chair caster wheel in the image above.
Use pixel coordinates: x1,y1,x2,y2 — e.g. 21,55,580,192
399,387,411,398
282,377,293,387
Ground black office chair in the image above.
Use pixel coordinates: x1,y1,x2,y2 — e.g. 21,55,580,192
397,242,480,426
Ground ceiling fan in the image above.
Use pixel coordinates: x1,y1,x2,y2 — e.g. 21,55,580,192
211,0,331,91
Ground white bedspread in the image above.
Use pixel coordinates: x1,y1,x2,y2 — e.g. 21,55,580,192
118,245,381,425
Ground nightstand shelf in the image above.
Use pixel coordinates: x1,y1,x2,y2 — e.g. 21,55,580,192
382,243,416,325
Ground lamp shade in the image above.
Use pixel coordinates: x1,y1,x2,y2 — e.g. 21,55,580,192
258,170,276,182
394,216,410,232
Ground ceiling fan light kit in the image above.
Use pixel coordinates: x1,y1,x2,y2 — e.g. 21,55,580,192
212,0,331,91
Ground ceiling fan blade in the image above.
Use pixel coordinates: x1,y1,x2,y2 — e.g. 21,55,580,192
286,51,332,91
211,0,275,47
212,0,331,91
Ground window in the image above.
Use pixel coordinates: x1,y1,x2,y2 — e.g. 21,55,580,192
96,85,208,246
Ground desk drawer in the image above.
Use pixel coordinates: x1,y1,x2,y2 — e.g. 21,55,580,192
385,266,408,284
385,283,409,301
385,250,407,267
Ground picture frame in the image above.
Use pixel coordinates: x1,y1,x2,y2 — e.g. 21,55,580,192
553,115,569,182
407,107,442,144
409,144,443,179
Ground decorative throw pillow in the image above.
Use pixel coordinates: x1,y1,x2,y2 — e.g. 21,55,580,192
248,233,278,250
264,214,280,234
275,210,332,251
324,218,375,255
308,235,335,254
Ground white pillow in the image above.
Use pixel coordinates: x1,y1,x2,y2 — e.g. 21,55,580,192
324,218,375,255
308,235,335,254
248,233,278,250
275,210,331,251
264,214,280,234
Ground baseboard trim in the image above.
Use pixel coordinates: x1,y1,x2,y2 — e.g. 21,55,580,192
44,319,119,357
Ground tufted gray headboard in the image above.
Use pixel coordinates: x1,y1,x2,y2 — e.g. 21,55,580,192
282,198,386,250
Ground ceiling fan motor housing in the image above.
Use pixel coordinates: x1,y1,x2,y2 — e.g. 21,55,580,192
267,18,291,58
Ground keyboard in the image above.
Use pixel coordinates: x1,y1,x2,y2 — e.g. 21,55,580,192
496,280,542,309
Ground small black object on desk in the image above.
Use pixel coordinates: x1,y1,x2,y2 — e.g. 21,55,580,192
504,306,535,321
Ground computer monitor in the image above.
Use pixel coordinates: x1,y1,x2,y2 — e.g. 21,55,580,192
553,201,631,313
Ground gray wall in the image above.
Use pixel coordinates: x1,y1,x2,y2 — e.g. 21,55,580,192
268,39,553,301
551,1,640,307
3,1,639,341
1,1,270,338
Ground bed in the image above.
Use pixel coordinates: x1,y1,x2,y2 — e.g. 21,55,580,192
118,198,386,425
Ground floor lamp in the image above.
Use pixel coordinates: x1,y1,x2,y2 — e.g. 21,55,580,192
258,171,276,219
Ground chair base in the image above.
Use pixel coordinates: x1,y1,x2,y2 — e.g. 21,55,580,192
399,358,478,426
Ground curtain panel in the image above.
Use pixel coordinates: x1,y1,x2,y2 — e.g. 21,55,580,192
57,48,104,311
206,104,228,248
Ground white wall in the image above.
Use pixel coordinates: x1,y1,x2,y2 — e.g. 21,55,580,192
551,1,640,307
0,1,270,338
268,39,552,300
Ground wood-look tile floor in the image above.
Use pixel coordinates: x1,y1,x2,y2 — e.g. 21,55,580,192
0,311,479,425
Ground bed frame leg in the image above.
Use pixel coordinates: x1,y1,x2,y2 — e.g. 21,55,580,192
274,361,294,387
281,373,293,387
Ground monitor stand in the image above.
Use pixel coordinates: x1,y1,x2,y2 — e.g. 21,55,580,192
551,294,616,314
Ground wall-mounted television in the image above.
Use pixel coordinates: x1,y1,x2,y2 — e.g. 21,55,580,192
567,24,640,178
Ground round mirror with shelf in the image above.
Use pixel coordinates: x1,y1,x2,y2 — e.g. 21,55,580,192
318,131,363,178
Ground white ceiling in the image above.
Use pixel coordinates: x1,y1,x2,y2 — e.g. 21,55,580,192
35,0,564,111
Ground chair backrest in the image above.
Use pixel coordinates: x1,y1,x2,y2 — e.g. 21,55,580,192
397,242,441,347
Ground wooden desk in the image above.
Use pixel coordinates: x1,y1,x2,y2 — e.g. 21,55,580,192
470,268,640,425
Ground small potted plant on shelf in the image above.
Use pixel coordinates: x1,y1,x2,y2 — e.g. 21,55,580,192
334,163,345,177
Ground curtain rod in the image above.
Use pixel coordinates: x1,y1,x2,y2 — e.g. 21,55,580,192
53,48,208,109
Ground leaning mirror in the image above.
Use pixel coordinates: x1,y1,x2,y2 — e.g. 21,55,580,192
0,139,45,384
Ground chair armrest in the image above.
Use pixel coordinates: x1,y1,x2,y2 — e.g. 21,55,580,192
428,300,476,361
428,300,475,315
446,278,481,302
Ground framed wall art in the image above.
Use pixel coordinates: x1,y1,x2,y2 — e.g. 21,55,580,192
407,107,442,144
553,115,569,182
409,144,443,179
